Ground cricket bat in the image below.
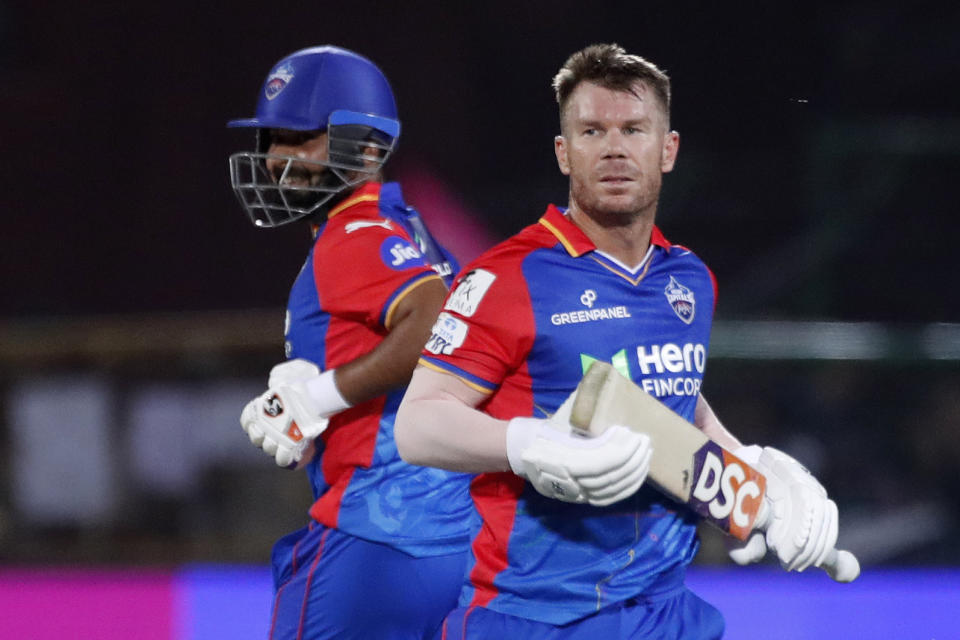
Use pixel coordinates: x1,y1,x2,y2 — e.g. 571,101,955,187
570,361,860,583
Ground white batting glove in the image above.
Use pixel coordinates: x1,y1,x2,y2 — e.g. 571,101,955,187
268,358,321,389
506,402,652,506
728,530,769,566
239,384,329,468
744,446,838,572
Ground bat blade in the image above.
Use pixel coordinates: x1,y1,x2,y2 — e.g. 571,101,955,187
570,361,765,540
570,361,860,582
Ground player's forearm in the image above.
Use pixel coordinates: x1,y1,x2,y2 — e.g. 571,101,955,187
395,368,511,473
334,326,426,404
335,278,447,405
694,394,742,450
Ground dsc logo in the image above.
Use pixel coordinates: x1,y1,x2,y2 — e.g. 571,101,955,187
689,443,765,539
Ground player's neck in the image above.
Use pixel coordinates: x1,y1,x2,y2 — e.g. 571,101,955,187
567,203,655,266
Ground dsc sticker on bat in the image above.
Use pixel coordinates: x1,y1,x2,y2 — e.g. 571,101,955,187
688,440,766,541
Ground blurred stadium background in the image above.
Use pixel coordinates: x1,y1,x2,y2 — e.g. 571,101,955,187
1,2,957,637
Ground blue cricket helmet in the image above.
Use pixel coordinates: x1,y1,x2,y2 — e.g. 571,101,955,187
228,46,401,228
228,45,400,141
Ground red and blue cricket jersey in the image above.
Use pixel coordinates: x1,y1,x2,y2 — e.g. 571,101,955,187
284,181,476,557
419,205,717,624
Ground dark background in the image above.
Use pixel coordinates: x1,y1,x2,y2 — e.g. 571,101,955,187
4,1,958,320
1,2,958,568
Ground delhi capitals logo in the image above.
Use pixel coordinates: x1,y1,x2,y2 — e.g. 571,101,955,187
664,276,695,324
265,63,294,100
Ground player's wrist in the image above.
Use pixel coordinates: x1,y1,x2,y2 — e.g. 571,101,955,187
305,369,352,418
505,417,541,476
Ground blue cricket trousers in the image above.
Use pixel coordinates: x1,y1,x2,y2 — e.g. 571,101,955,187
437,586,724,640
270,522,468,640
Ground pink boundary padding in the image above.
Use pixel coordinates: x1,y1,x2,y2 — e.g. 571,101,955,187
0,568,174,640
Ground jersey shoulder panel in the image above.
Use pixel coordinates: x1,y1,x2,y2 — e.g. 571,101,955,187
420,223,552,392
311,208,440,327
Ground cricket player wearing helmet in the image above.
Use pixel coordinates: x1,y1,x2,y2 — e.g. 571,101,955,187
229,46,476,640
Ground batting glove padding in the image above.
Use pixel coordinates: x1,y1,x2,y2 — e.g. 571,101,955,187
506,413,652,507
240,384,329,468
751,446,839,572
268,358,322,389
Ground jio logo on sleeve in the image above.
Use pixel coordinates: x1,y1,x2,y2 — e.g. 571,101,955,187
379,236,428,271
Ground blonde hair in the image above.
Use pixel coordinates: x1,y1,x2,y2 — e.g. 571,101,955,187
553,43,671,127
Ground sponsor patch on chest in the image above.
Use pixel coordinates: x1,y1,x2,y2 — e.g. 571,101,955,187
550,288,632,326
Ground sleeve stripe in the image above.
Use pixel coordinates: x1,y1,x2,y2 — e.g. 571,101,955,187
417,357,497,394
382,272,443,329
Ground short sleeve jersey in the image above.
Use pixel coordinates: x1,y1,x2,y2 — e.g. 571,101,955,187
419,205,717,623
285,181,477,557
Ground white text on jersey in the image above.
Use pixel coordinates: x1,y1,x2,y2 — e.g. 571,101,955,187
636,343,706,375
551,306,631,326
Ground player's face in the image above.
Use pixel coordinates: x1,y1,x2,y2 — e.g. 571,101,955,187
265,129,331,188
555,81,678,221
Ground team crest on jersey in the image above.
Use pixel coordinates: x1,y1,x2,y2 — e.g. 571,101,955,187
265,63,294,100
664,276,695,324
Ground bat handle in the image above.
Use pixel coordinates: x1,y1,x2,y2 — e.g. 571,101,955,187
819,548,861,583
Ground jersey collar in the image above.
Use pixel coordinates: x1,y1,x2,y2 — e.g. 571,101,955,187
327,181,382,219
310,182,383,237
537,204,671,257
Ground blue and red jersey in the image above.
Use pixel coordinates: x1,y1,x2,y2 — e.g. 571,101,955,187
284,181,476,557
420,205,717,624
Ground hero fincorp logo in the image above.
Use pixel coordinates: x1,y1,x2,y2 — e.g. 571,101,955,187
664,276,695,324
551,288,631,326
380,237,427,270
265,63,294,100
637,342,706,397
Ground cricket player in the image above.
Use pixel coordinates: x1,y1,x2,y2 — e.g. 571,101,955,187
229,46,477,640
395,44,843,638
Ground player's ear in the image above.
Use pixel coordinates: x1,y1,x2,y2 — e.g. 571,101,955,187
555,135,570,176
661,130,679,173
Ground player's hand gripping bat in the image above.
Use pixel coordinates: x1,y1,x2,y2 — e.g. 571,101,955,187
569,361,860,583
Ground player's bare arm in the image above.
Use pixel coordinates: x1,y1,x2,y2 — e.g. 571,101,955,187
694,394,742,451
397,365,653,506
395,365,511,473
335,276,448,405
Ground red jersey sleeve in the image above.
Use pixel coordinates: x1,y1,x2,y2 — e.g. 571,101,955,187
420,250,535,394
312,217,442,329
